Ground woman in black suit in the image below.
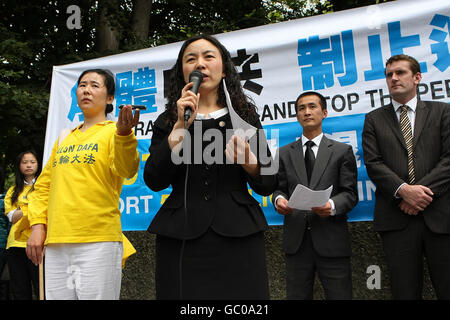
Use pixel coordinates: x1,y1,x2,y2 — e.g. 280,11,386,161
144,34,277,299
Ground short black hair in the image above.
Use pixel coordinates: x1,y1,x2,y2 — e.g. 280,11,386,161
295,91,327,111
77,69,116,115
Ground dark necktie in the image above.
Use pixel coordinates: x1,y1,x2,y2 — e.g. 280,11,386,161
305,140,315,184
399,105,415,184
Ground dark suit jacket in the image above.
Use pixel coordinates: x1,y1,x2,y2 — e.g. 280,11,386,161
362,100,450,234
144,110,277,240
273,135,358,257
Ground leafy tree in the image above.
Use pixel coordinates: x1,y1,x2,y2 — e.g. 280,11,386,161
0,0,98,180
329,0,391,12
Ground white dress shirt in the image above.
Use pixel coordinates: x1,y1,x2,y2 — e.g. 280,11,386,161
392,96,418,197
195,107,229,120
392,95,417,136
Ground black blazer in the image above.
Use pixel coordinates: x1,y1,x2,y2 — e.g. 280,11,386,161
273,135,358,257
362,100,450,233
144,110,277,240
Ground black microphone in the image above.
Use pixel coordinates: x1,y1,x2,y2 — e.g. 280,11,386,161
184,70,204,123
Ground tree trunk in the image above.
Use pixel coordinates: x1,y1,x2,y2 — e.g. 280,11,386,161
97,0,120,53
132,0,152,42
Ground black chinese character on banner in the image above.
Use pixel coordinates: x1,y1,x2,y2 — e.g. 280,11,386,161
232,49,263,95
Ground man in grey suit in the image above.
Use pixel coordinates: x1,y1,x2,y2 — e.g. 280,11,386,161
273,91,358,299
362,54,450,299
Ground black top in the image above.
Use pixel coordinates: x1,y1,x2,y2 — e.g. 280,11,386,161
144,110,277,240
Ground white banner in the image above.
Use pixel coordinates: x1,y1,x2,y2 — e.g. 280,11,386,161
44,0,450,230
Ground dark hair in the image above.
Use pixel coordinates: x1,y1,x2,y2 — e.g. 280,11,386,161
77,68,116,115
385,54,421,75
295,91,327,111
165,34,258,126
10,150,41,206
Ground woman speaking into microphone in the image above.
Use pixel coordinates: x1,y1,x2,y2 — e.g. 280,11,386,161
144,34,277,299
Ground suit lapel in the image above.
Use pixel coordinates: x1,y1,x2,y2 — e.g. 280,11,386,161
413,100,429,148
382,104,407,150
309,136,333,189
288,139,308,185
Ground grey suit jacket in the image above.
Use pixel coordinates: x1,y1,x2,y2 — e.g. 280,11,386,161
273,135,358,256
362,100,450,233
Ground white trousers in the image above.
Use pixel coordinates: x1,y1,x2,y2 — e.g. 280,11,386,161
44,242,123,300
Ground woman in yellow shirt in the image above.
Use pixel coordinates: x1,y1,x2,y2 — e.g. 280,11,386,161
5,150,40,299
26,69,140,300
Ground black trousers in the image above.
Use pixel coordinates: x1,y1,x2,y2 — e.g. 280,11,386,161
0,248,7,278
380,214,450,299
6,247,39,300
285,228,352,300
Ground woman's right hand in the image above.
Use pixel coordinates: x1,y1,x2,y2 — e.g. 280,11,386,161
26,224,46,266
175,82,199,128
168,82,200,150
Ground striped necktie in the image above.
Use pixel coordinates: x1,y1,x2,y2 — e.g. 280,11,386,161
399,105,415,184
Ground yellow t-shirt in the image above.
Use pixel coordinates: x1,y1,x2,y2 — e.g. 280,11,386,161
4,184,33,249
28,121,139,245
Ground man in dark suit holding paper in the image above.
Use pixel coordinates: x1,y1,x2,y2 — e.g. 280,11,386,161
273,91,358,299
362,54,450,299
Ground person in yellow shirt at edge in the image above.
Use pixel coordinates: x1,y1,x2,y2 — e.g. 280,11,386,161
5,150,41,299
26,69,140,300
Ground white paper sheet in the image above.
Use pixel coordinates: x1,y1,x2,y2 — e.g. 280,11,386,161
287,184,333,210
222,79,257,141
